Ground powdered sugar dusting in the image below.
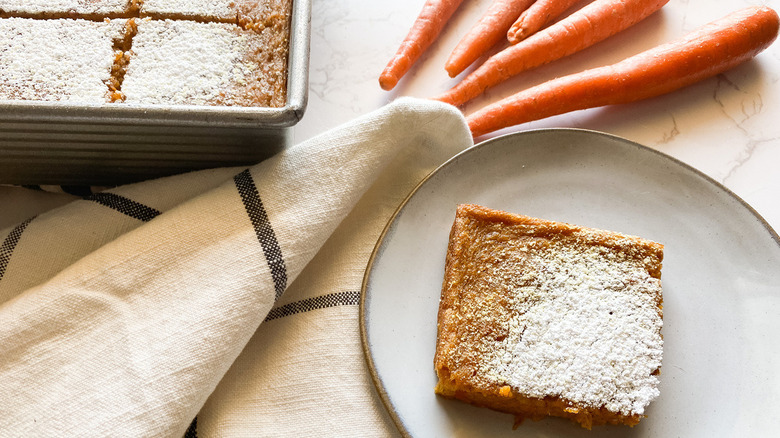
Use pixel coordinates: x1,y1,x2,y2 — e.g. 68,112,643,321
438,206,665,419
0,18,127,102
121,19,286,107
0,0,130,15
140,0,288,22
478,233,663,416
140,0,236,20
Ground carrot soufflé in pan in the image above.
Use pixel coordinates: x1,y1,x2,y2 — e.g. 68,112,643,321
0,0,291,106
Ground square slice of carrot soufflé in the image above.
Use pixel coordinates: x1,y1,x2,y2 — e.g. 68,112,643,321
138,0,292,28
0,0,134,17
0,17,129,103
120,18,288,107
434,204,664,429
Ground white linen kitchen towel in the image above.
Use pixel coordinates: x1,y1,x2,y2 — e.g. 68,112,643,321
0,98,472,437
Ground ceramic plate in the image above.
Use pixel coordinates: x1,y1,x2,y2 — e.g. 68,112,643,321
360,129,780,437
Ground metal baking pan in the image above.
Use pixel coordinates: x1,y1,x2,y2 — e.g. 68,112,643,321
0,0,311,186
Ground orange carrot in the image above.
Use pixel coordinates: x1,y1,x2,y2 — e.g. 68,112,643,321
379,0,465,91
466,6,780,137
437,0,669,107
445,0,535,78
507,0,582,44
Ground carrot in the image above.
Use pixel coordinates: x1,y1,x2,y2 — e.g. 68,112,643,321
379,0,465,91
507,0,582,44
445,0,536,78
437,0,670,107
466,6,780,137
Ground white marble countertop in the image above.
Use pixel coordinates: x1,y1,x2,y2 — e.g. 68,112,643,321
2,0,779,236
296,0,780,234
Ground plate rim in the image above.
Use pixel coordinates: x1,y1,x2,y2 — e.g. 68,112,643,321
359,127,780,437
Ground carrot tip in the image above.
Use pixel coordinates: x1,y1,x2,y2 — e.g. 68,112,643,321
379,74,398,91
433,94,452,105
506,27,525,45
445,66,460,78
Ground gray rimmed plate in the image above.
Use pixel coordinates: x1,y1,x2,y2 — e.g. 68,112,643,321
361,128,780,437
